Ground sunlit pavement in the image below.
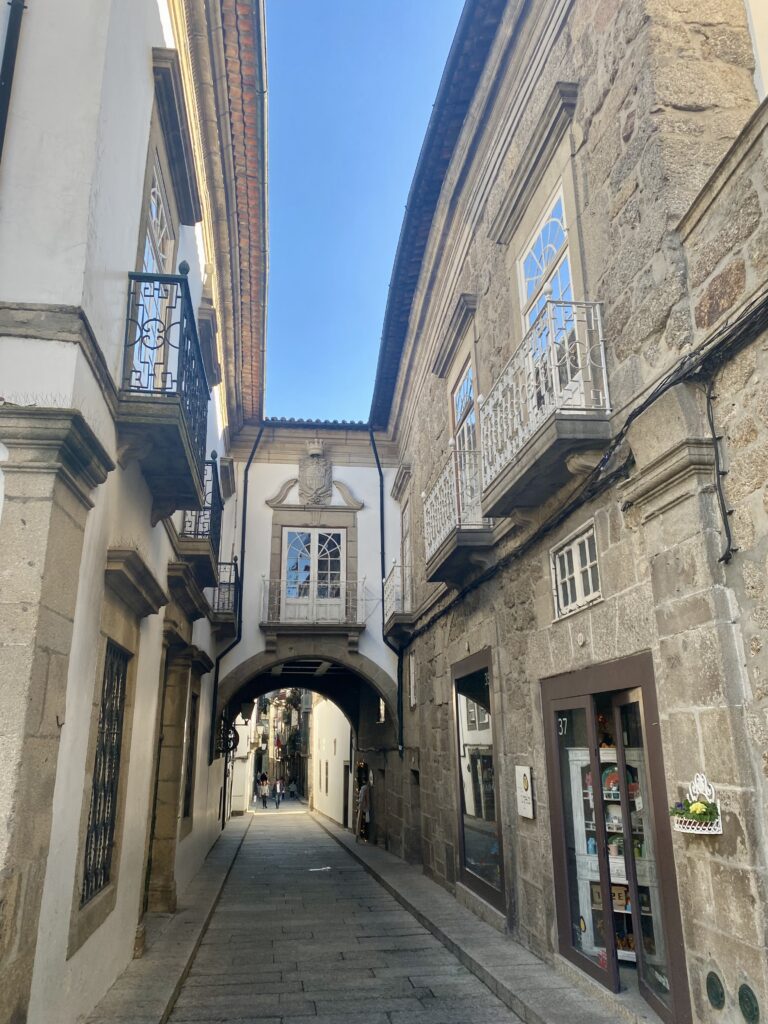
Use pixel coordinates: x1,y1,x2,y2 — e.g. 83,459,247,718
167,809,525,1024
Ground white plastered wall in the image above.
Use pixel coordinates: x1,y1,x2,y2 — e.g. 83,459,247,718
311,698,353,827
17,2,229,1018
220,457,399,686
745,0,768,98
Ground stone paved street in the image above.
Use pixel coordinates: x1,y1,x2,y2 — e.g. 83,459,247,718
168,810,524,1024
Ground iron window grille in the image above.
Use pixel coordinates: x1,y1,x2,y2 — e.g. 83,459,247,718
123,269,209,482
181,457,223,557
81,640,131,906
551,523,601,618
182,692,199,819
212,560,240,616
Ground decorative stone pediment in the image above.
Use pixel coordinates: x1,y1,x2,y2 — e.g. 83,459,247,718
266,455,364,512
431,294,477,378
391,462,412,501
489,81,578,245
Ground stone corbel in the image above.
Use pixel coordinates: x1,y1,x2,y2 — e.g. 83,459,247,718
507,508,536,530
116,436,154,471
105,547,168,619
565,449,605,477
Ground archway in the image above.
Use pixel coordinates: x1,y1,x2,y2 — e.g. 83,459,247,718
217,641,398,731
217,648,400,849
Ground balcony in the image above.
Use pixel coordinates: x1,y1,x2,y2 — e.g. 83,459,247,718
480,300,611,517
383,563,416,643
423,449,493,585
116,269,209,523
177,458,223,587
210,560,239,639
259,578,367,653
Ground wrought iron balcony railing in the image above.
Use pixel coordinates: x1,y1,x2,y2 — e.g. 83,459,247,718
479,300,609,491
181,457,223,558
383,563,412,622
423,448,491,562
212,560,239,617
123,270,209,481
260,578,368,626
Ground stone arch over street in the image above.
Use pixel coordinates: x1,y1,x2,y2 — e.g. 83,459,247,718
217,640,398,733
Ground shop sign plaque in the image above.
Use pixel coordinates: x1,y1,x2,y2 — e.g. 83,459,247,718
515,765,534,818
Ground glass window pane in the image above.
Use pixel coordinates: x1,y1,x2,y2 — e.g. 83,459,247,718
619,701,673,1007
555,706,609,973
456,671,501,892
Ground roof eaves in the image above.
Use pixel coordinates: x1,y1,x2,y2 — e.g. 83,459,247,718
368,0,506,431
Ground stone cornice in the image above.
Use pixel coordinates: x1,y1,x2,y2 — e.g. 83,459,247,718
488,81,578,245
0,407,114,508
375,0,575,442
105,547,168,619
620,438,716,523
152,48,202,225
368,0,507,431
0,303,119,416
168,0,267,437
167,561,210,622
678,95,768,242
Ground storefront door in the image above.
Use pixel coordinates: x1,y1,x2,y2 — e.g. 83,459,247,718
453,653,505,911
543,654,690,1024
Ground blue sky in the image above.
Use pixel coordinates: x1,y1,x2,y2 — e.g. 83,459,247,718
264,1,466,422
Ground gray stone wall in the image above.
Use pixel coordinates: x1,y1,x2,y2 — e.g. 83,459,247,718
386,0,768,1019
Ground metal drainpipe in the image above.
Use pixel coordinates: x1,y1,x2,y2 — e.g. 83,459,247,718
210,426,264,829
368,427,404,757
0,0,26,166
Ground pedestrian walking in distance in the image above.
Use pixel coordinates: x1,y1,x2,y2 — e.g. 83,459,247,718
259,775,269,810
355,779,370,843
274,777,284,809
288,779,297,799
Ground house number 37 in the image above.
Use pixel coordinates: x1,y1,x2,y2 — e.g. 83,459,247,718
557,716,568,737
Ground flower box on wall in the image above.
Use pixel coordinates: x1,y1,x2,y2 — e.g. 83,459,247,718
670,773,722,835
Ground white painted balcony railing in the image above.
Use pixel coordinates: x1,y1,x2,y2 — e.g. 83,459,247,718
479,300,610,490
260,578,367,625
383,563,412,622
423,449,491,562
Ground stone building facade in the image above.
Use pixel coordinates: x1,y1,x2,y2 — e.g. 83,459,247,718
366,1,768,1022
0,1,266,1022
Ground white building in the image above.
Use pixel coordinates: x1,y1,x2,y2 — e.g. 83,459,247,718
0,1,266,1021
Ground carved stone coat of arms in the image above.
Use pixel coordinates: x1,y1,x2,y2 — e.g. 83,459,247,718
299,440,332,505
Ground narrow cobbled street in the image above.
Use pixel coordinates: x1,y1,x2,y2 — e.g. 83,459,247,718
168,811,523,1024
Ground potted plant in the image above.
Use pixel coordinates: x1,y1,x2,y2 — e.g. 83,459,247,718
669,773,722,835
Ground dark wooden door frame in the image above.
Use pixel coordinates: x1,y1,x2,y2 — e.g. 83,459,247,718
450,648,506,912
547,694,621,991
541,651,692,1024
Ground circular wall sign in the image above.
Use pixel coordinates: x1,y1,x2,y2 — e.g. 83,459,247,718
706,972,725,1010
739,983,760,1023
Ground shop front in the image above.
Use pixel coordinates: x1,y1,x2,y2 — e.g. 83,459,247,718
542,653,691,1024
